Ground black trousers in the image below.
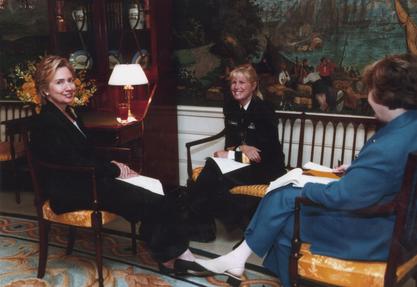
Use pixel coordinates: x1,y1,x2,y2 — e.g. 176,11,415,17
49,178,189,262
187,158,264,230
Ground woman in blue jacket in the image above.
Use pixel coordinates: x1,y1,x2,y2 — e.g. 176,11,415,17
194,54,417,286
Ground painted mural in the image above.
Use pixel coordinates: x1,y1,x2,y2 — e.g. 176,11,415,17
0,0,49,99
173,0,417,115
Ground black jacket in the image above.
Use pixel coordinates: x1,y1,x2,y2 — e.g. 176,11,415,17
223,96,286,181
30,101,120,211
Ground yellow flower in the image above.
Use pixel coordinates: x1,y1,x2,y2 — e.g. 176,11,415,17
9,58,96,110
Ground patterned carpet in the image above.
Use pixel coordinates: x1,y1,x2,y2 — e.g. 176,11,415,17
0,213,281,287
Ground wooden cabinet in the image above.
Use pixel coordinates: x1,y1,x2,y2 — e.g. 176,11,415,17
46,0,172,112
46,0,179,185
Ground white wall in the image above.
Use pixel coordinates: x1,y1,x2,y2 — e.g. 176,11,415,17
177,105,225,186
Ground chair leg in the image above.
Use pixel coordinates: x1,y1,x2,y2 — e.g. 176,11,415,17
37,219,50,278
130,221,137,255
11,162,21,204
66,226,76,255
15,189,21,204
92,212,104,287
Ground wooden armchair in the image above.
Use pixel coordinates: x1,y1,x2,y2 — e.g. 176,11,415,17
185,128,269,198
0,103,34,203
24,134,138,287
185,111,379,199
290,151,417,287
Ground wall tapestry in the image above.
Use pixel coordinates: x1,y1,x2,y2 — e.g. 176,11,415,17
173,0,417,115
0,0,49,100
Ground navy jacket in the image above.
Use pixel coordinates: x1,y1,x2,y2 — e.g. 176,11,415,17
223,96,286,181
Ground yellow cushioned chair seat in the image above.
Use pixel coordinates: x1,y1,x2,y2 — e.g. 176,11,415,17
0,141,26,161
191,166,204,182
230,184,268,197
192,167,268,197
42,200,118,227
298,243,417,287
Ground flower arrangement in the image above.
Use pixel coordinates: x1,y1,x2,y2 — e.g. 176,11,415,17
7,57,96,111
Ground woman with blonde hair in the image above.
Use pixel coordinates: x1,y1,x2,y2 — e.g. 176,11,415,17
186,63,286,241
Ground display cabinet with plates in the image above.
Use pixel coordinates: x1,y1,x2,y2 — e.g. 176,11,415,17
47,0,173,113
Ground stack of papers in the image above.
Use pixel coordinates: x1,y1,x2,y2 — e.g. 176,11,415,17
117,175,164,196
266,162,340,194
210,157,249,174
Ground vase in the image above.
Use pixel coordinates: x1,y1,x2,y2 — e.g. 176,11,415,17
72,7,88,32
129,3,144,30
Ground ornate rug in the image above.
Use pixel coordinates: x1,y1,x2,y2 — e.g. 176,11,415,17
0,213,281,286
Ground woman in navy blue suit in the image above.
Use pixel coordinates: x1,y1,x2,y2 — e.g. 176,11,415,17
186,64,286,241
194,54,417,286
30,55,197,273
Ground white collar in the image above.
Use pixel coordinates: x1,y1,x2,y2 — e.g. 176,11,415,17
241,99,251,111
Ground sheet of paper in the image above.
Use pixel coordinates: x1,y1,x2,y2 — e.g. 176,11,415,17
266,168,338,194
117,175,164,196
303,161,333,172
266,168,303,193
210,157,250,174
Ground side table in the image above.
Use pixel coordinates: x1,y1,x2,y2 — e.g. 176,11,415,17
81,111,144,171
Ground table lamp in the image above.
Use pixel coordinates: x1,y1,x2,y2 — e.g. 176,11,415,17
108,64,148,122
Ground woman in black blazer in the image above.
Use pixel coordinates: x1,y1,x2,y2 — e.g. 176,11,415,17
30,55,198,273
187,64,286,241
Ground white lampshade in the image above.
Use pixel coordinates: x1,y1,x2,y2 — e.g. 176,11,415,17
108,64,148,86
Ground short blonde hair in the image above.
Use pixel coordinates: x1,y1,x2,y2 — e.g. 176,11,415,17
229,63,263,99
34,55,75,103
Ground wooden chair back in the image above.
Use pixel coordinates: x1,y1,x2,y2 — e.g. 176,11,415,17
385,151,417,286
276,111,379,169
0,103,35,203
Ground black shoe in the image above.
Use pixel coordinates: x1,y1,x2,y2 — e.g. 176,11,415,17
174,259,213,277
158,262,176,275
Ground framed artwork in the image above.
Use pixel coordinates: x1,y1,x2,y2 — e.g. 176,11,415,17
173,0,416,115
0,0,49,100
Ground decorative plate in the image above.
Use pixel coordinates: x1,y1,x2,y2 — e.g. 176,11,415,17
69,50,93,70
109,50,121,70
131,49,150,68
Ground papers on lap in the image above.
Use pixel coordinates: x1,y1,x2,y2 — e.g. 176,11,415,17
117,175,164,196
266,162,340,194
303,161,333,172
210,157,250,174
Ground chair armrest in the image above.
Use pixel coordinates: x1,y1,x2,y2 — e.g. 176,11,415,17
354,202,396,217
93,146,132,165
293,197,396,239
292,196,396,252
185,128,226,179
